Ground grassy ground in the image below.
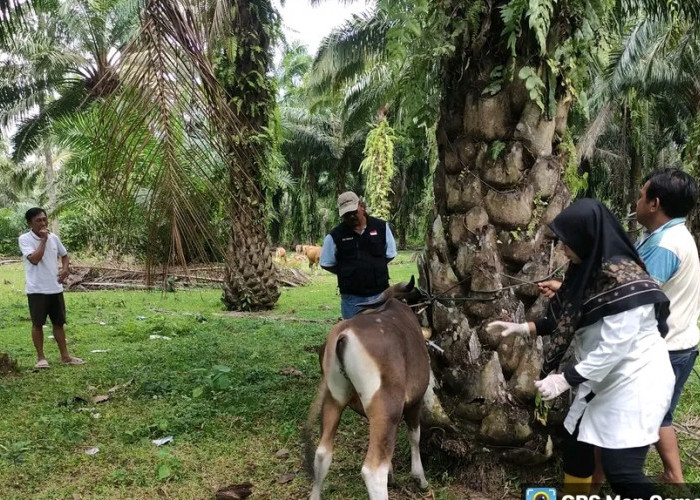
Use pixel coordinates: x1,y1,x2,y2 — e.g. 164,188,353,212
0,253,458,500
0,252,699,499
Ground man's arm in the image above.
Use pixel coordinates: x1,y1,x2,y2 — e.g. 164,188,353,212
319,234,337,274
59,254,70,282
56,236,70,282
638,244,679,284
385,224,397,262
24,231,49,265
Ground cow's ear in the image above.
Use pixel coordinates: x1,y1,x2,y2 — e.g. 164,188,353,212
407,275,415,291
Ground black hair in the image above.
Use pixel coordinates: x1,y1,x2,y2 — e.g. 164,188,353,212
643,168,698,218
25,207,47,224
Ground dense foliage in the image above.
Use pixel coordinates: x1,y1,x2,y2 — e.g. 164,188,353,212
2,1,697,259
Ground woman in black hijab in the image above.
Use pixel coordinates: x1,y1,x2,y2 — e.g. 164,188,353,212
487,199,674,499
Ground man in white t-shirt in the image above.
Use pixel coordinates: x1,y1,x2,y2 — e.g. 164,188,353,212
18,207,84,369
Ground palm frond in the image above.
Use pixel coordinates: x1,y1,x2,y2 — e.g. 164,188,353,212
577,101,615,164
341,63,392,135
309,9,390,94
10,81,89,162
0,0,34,45
86,0,266,266
623,0,700,22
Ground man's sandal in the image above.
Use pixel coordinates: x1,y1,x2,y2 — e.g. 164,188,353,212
61,357,85,366
34,359,50,369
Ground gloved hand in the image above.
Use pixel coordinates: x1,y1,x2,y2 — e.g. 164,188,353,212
534,373,571,400
485,321,530,338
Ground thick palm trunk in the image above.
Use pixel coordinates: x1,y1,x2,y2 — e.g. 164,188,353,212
223,209,279,309
421,3,575,468
220,0,279,310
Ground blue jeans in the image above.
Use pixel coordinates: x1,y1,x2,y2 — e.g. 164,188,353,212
340,293,382,319
661,347,699,426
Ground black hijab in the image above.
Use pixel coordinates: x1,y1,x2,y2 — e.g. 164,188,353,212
537,199,670,374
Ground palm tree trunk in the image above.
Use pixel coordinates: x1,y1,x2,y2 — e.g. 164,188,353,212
222,206,280,310
269,190,282,245
42,138,59,234
219,0,279,310
626,106,642,237
38,91,58,234
421,2,575,469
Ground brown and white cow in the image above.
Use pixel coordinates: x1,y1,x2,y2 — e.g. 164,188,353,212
305,277,430,500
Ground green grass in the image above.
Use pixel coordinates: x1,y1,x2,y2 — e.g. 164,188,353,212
0,253,461,499
1,251,699,499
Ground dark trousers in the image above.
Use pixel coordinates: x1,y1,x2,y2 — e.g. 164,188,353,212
564,427,656,500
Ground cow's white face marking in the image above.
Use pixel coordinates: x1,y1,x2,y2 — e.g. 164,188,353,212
376,318,382,323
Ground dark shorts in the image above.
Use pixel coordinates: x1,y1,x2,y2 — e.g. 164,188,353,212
27,293,66,327
661,347,699,427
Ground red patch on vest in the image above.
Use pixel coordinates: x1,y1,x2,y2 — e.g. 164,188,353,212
369,230,378,236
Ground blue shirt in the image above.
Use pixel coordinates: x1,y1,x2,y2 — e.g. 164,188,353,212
635,218,685,283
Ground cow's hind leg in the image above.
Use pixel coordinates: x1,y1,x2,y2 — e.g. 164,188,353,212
404,402,428,490
361,395,402,500
310,394,346,500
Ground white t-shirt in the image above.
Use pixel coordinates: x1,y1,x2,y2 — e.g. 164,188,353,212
18,231,68,294
636,219,700,350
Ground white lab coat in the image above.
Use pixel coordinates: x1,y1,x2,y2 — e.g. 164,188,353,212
563,304,674,448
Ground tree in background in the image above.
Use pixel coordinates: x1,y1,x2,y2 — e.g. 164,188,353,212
299,0,441,247
51,0,281,309
0,0,138,229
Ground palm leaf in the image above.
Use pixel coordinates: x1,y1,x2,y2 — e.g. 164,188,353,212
309,9,390,93
86,0,264,267
11,81,89,162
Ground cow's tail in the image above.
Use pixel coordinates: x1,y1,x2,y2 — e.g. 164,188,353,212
302,377,327,477
335,333,348,375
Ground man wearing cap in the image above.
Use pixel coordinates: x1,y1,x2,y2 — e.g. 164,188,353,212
320,191,397,319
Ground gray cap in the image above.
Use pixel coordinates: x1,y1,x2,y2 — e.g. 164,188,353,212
337,191,360,216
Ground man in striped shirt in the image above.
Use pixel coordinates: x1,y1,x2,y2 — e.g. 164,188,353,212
635,168,699,484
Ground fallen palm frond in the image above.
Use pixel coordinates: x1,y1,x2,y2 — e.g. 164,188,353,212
63,263,308,290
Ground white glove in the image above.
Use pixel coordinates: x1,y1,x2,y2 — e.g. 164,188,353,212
485,321,530,338
534,373,571,401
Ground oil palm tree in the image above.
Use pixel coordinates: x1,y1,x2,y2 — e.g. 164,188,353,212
75,0,281,309
416,0,700,477
0,0,138,225
308,0,441,245
576,14,700,222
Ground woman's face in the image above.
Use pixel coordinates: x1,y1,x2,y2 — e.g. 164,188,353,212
562,243,582,264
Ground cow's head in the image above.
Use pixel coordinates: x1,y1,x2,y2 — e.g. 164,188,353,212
358,275,425,309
